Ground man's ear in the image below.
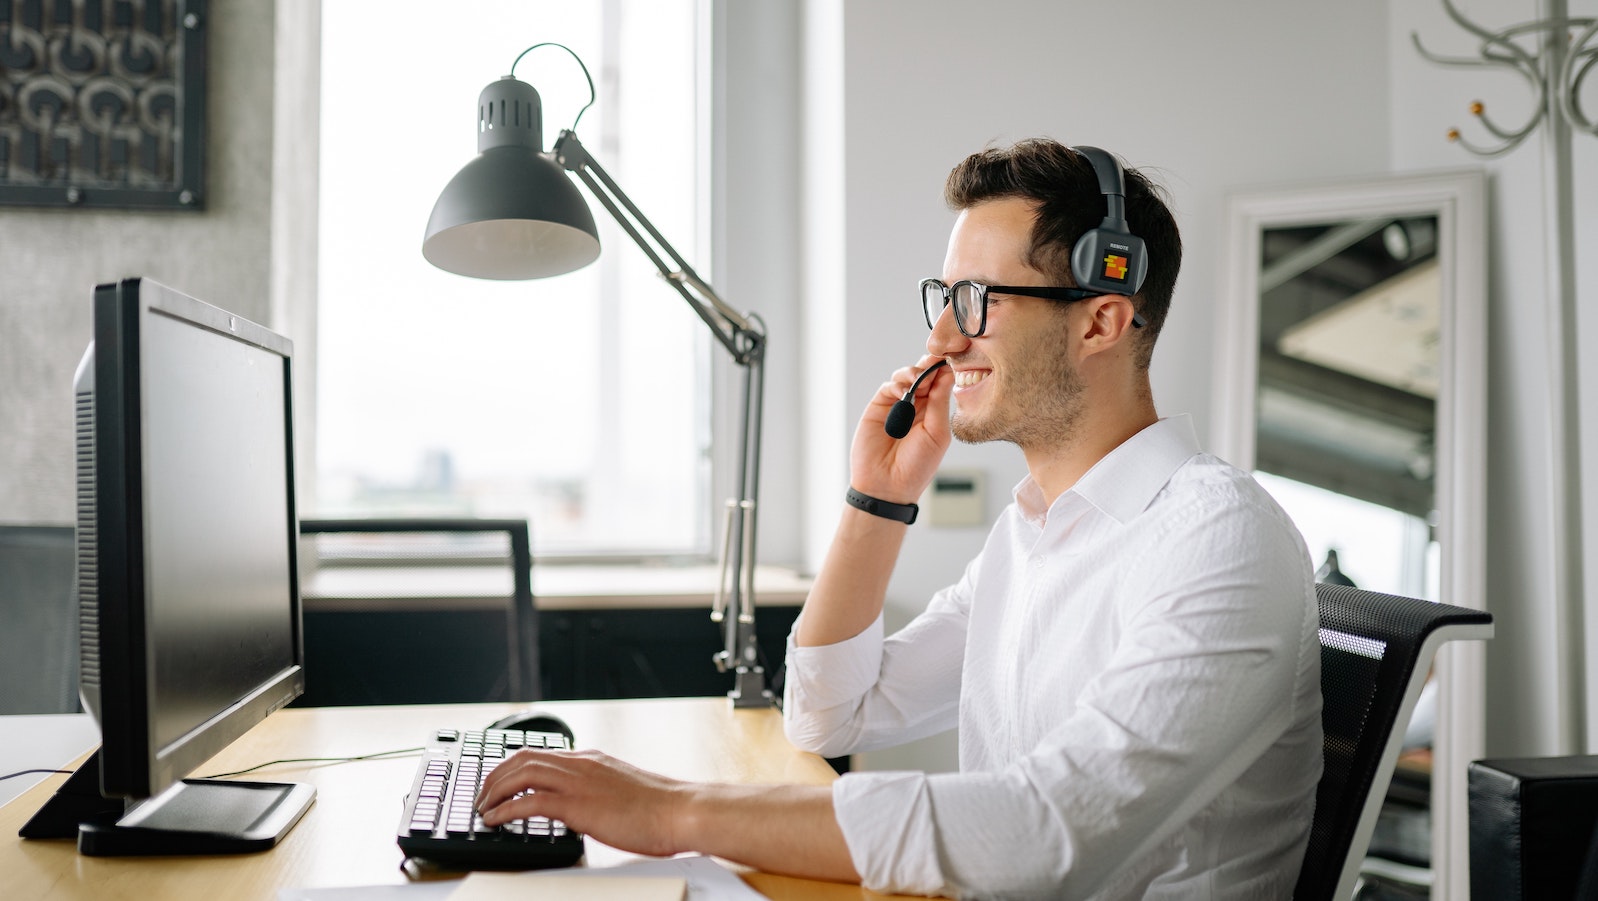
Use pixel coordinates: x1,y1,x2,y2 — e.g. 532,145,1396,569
1079,294,1140,350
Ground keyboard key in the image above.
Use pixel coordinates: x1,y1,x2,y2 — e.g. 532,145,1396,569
397,725,583,868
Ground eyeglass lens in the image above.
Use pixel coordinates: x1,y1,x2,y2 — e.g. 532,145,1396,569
922,281,983,336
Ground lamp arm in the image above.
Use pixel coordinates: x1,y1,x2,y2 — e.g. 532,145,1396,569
550,128,772,707
551,131,760,364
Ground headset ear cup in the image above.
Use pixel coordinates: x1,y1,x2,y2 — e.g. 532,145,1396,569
1071,229,1147,296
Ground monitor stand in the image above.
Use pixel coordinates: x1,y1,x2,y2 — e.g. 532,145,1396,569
19,748,316,856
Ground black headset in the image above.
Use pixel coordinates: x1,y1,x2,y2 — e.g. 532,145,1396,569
1068,146,1149,298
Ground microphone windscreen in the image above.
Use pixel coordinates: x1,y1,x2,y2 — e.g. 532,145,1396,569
884,399,916,439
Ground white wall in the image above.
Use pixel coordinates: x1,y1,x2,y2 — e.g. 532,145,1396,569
713,0,805,572
793,0,1391,771
1391,0,1598,759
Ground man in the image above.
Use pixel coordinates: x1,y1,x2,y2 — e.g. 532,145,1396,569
477,139,1322,899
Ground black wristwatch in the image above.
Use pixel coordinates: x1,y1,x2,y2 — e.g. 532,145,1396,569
845,487,919,524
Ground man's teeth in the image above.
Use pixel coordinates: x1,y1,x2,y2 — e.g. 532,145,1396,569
955,370,989,388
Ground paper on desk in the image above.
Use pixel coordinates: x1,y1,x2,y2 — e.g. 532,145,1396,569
479,857,766,901
451,872,684,900
277,856,767,901
277,885,455,901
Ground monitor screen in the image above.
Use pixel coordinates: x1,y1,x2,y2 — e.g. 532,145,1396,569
22,277,313,855
139,307,297,759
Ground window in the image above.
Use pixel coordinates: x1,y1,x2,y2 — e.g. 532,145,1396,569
317,2,709,558
1256,471,1439,601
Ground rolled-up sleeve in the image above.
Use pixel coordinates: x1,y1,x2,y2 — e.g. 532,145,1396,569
833,771,948,896
782,613,886,756
783,566,975,759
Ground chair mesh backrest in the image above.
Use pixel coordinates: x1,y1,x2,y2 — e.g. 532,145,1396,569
0,525,79,714
1293,583,1492,901
297,518,537,704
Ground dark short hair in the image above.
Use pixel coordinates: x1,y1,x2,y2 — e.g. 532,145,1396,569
943,138,1182,369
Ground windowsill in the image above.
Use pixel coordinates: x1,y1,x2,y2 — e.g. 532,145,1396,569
535,563,812,610
303,563,813,613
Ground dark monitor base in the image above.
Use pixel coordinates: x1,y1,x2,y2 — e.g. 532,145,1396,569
79,778,316,856
20,749,316,856
19,748,123,839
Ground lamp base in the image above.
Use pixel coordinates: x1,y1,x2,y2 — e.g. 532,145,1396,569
728,666,773,709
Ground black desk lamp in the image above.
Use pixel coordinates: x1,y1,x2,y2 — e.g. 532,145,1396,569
422,45,771,708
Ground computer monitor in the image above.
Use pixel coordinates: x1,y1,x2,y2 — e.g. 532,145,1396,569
20,277,315,856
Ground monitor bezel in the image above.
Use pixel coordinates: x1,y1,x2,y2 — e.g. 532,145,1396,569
90,277,305,801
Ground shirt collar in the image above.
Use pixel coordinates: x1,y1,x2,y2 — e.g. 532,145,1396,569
1012,415,1203,526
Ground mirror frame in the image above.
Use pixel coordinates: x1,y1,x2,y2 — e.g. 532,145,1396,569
1214,169,1488,895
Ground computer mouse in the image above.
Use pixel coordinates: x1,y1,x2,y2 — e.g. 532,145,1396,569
485,710,575,743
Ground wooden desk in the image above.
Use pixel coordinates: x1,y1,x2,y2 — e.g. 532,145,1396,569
0,698,891,900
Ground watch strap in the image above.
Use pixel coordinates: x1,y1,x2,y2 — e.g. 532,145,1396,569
845,487,919,524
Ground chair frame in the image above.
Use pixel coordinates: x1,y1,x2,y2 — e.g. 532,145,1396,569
1295,582,1493,901
298,518,538,701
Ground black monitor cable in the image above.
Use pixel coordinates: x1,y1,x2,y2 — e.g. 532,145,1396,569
0,768,74,782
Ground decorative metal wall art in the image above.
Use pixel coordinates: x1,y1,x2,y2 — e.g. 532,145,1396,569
0,0,207,210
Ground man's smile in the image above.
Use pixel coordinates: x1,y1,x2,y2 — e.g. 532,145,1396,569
953,368,991,390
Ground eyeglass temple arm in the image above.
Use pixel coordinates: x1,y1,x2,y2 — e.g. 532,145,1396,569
984,285,1149,329
550,128,771,708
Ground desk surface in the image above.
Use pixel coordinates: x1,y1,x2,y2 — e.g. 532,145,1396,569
0,698,893,900
0,713,97,809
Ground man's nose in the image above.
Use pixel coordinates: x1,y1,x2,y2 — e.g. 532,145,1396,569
926,303,969,356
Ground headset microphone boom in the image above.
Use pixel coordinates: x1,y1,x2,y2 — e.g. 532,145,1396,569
884,360,949,439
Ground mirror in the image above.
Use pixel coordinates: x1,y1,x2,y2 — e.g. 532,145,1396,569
1215,170,1487,896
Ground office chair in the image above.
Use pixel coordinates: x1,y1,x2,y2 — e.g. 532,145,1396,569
296,518,539,706
1293,582,1493,901
0,525,79,714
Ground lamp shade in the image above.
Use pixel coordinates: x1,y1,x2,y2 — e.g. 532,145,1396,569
422,77,601,280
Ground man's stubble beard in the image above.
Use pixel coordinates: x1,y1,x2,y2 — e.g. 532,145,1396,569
949,339,1086,451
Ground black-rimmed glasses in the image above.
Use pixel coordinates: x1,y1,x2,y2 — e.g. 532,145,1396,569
920,278,1146,337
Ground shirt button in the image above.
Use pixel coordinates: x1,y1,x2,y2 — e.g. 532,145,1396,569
1032,557,1043,569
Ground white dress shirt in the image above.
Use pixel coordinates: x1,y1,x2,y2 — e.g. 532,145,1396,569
784,416,1322,900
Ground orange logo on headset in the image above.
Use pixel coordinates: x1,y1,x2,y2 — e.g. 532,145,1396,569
1103,253,1129,281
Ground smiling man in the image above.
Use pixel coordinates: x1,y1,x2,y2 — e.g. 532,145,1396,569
476,139,1322,899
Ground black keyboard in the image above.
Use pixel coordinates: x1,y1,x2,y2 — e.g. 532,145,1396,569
395,727,585,869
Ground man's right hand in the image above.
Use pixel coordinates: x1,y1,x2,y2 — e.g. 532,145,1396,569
849,354,954,505
794,355,954,650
